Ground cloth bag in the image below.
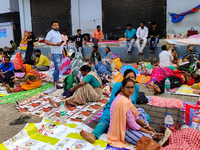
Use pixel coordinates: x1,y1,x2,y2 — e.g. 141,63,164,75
190,106,200,131
188,27,198,37
113,58,122,69
136,136,162,150
185,104,200,126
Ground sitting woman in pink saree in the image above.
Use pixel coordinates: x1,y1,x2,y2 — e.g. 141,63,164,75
146,67,173,89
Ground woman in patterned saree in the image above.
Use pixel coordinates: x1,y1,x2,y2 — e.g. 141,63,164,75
49,65,103,107
145,67,174,89
6,64,42,93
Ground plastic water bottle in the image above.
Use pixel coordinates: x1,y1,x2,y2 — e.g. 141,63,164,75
59,102,67,125
111,79,115,88
164,112,174,129
72,76,76,87
105,34,108,41
165,78,170,95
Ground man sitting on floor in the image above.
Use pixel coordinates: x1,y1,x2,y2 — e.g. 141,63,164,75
3,40,17,55
33,49,50,71
159,45,174,67
0,56,14,87
124,23,136,54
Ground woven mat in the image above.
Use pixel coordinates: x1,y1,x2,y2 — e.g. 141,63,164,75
0,83,53,104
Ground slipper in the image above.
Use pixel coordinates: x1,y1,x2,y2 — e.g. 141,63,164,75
15,115,31,122
10,118,27,125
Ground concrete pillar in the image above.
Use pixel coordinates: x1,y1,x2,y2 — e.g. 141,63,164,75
18,0,32,37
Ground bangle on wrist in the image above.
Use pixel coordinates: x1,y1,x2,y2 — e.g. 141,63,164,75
150,131,154,137
144,124,149,128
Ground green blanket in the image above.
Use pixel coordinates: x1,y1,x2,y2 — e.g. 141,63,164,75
0,83,53,104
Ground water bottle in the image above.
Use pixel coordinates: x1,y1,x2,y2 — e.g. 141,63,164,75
165,78,170,95
59,102,67,125
105,34,108,41
72,76,76,87
111,79,115,88
164,112,174,129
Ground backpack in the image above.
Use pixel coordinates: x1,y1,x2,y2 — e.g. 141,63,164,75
136,92,148,104
63,74,79,90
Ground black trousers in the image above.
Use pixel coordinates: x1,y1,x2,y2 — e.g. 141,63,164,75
158,76,182,94
25,45,34,60
178,55,196,72
0,71,14,87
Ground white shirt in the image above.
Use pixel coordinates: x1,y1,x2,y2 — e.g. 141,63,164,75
159,50,174,67
136,26,148,39
45,29,63,54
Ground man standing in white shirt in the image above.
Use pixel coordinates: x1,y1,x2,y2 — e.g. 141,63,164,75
136,22,148,55
45,21,63,93
159,45,174,67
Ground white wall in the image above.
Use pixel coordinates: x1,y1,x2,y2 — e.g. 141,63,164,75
71,0,102,36
18,0,32,37
0,22,14,47
0,0,11,14
10,0,19,12
167,0,200,34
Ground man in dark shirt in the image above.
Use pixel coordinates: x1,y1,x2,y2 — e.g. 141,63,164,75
74,29,88,53
148,21,160,53
183,45,199,61
25,32,34,60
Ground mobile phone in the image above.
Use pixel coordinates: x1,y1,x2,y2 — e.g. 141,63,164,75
60,41,64,44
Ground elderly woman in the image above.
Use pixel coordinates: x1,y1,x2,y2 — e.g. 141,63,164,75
6,64,42,93
49,65,103,107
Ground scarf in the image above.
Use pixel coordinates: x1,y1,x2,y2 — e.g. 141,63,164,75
13,52,23,70
107,95,139,148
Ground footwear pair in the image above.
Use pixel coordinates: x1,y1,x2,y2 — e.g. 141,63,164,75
10,115,31,125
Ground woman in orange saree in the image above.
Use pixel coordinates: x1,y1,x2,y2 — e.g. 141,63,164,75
6,64,42,93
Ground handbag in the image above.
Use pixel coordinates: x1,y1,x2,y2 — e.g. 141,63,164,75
188,27,198,37
136,136,162,150
136,92,148,104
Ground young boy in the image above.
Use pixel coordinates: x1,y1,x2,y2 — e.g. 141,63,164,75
74,29,88,53
89,46,101,65
0,56,15,87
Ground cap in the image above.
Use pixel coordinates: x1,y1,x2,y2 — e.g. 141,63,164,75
60,102,64,105
166,78,169,80
167,112,170,115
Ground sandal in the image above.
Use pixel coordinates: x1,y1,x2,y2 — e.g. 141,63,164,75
10,118,27,125
14,115,31,122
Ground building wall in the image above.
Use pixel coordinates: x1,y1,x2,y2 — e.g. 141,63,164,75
102,0,166,39
0,22,14,47
30,0,71,38
167,0,200,34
